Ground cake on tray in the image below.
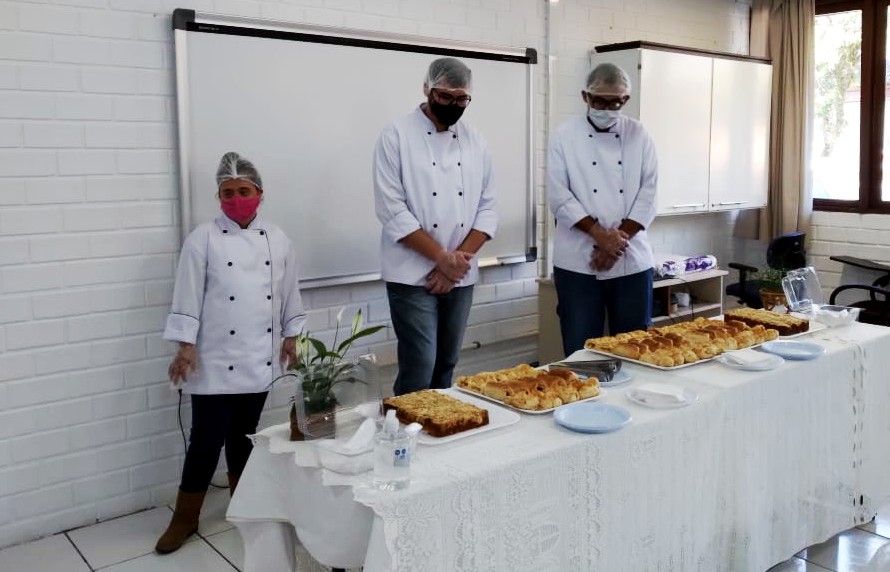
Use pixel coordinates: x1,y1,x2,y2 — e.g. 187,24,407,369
382,390,489,438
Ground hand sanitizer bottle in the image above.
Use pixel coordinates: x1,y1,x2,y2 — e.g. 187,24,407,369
373,410,411,490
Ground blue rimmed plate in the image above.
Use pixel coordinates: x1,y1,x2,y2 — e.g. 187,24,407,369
759,340,826,361
553,402,632,434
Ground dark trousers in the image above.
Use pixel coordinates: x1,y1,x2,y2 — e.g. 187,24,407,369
553,266,654,357
386,282,475,396
180,392,268,493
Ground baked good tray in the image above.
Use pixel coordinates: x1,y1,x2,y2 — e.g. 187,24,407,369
454,385,602,415
416,389,520,446
583,315,825,370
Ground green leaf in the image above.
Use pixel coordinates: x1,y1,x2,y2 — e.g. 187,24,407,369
351,308,362,336
307,337,328,363
336,324,386,353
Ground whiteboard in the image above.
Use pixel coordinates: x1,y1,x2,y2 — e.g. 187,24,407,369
173,10,537,288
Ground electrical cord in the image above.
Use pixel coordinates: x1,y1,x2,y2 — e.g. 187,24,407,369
177,388,228,490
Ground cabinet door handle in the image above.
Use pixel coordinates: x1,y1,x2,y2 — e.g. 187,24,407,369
715,200,747,206
670,203,706,208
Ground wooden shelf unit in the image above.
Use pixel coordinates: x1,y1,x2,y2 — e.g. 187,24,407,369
652,268,728,324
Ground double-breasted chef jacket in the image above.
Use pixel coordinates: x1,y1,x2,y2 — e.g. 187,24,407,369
374,106,498,287
548,114,658,279
164,214,307,394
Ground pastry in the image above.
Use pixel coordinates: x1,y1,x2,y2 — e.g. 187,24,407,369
382,390,489,438
723,308,808,336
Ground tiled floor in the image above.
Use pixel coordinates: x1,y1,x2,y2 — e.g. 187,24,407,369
3,490,890,571
0,488,330,572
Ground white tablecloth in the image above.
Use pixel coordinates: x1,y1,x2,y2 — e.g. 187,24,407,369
227,323,890,572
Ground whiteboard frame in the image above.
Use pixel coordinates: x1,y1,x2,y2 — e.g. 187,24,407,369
172,9,537,289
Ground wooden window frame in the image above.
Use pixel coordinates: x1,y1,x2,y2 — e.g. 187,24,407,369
814,0,890,214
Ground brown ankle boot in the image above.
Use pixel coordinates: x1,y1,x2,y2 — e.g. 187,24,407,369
227,472,240,497
155,489,205,554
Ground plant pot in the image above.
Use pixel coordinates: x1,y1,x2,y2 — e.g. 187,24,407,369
759,288,788,312
289,402,337,441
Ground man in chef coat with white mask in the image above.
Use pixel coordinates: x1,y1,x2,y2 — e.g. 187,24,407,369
156,151,306,555
374,57,498,396
548,63,658,356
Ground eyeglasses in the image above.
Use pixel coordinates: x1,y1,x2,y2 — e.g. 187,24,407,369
586,93,629,111
431,88,472,107
219,186,260,201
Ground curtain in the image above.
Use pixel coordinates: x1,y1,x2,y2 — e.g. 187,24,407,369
740,0,815,241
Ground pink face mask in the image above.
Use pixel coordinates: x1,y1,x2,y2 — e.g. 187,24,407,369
220,194,261,226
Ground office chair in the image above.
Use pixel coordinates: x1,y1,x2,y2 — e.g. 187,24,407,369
725,232,807,309
828,255,890,327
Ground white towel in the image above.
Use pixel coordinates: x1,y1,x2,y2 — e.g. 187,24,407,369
314,418,377,474
633,383,687,404
721,349,772,366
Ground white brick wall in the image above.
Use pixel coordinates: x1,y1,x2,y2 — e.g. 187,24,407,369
810,212,890,300
0,0,751,550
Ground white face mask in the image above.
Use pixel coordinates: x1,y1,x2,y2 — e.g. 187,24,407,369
588,108,621,129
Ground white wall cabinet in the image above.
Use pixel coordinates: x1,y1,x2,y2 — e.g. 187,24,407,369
590,42,771,216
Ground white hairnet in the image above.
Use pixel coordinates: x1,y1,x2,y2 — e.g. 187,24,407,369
215,151,262,190
586,63,632,94
425,57,472,91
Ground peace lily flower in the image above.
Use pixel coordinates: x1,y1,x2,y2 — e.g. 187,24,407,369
290,307,386,415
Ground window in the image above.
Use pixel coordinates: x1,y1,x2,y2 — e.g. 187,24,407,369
813,0,889,212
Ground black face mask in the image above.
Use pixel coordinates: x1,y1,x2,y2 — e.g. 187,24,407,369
429,100,466,127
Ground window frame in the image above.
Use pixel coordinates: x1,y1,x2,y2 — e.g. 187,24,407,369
814,0,889,213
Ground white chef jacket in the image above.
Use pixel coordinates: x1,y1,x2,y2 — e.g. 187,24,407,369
548,115,658,279
374,106,498,287
163,214,307,395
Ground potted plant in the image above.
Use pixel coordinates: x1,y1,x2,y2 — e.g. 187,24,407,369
286,307,385,441
754,267,788,311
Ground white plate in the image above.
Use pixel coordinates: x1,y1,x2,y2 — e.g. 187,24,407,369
599,369,632,387
415,389,520,445
454,384,602,415
714,351,784,371
759,340,826,361
553,402,632,433
626,386,698,409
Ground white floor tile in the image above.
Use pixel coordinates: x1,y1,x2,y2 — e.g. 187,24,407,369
67,506,198,569
99,538,236,572
0,534,90,572
801,528,890,571
858,504,890,539
193,487,235,536
205,528,243,569
767,556,833,571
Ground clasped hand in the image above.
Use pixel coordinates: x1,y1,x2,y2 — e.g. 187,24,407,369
590,227,629,271
426,250,473,294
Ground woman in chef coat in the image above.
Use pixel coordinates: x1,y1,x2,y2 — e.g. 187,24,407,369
547,63,658,356
155,152,307,555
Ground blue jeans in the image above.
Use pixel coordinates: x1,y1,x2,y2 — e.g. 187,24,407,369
553,266,653,357
386,282,475,396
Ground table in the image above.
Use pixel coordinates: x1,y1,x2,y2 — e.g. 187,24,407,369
227,323,890,571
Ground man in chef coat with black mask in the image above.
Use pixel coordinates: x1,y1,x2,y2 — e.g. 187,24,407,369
374,57,498,396
548,63,658,356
